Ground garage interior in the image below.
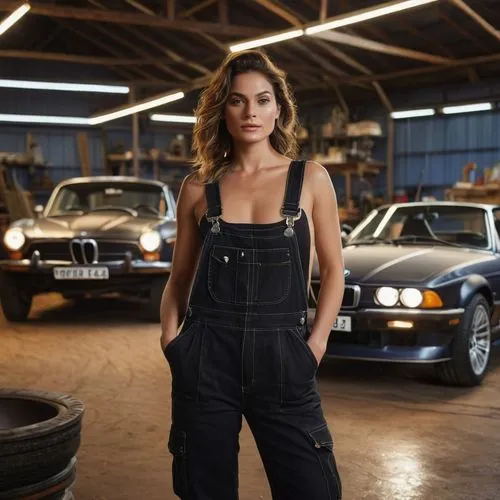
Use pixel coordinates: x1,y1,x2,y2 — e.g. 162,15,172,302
1,1,500,499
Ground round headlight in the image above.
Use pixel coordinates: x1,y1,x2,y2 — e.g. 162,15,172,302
3,228,25,251
375,287,399,307
400,288,423,308
139,230,162,252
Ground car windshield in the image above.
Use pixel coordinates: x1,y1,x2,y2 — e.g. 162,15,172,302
47,182,169,217
348,205,490,249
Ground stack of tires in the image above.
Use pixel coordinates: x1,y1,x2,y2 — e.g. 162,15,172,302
0,389,84,500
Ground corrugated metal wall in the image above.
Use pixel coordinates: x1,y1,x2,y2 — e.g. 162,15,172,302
394,111,500,197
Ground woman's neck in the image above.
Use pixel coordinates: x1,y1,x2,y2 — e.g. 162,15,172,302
231,141,283,175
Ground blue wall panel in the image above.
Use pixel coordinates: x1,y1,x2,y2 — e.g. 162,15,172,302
394,110,500,199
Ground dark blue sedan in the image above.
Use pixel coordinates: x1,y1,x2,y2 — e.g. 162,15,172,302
310,202,500,386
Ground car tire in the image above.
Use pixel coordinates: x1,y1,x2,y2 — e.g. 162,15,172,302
0,388,84,492
0,271,32,322
435,294,492,386
143,275,168,322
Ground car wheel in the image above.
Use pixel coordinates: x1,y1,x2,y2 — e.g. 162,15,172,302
0,272,32,322
143,275,168,322
436,294,491,386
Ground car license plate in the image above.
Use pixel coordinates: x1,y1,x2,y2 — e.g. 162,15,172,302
333,315,351,332
53,266,109,280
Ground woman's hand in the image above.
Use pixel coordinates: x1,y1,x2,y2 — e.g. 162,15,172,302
161,335,176,352
307,337,327,366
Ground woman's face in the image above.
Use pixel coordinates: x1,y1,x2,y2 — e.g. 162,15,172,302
224,71,281,145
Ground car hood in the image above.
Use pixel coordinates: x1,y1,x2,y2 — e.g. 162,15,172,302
15,212,170,240
342,244,495,284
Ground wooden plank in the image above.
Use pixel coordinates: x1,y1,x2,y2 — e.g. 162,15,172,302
218,0,228,24
0,1,265,37
76,132,91,177
166,0,175,20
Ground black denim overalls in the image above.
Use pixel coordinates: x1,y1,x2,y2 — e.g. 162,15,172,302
164,160,342,500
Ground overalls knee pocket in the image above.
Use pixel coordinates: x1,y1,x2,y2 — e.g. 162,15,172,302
306,423,342,499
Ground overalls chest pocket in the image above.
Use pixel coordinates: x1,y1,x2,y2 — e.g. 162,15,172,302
207,245,292,305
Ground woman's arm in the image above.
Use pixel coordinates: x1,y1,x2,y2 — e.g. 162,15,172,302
160,174,203,351
307,162,345,364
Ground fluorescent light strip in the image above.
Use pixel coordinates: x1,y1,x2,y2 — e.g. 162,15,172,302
230,29,304,52
391,108,435,119
305,0,437,35
88,91,184,125
0,114,90,125
442,102,493,114
151,113,197,124
0,79,130,94
0,2,31,36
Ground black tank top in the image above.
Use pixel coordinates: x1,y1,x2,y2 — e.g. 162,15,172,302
198,160,311,290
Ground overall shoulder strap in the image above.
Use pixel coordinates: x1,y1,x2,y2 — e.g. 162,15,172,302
281,160,306,217
205,182,222,219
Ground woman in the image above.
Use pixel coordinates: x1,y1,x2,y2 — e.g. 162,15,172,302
160,49,345,500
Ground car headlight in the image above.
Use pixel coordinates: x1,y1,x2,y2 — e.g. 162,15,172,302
3,228,26,251
375,287,399,307
139,230,162,252
400,288,423,308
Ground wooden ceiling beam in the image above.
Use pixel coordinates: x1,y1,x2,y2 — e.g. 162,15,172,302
0,49,156,66
312,31,454,65
166,0,175,20
177,0,216,20
96,0,212,77
89,23,190,82
439,11,490,53
0,1,265,37
332,51,500,84
253,0,302,27
57,21,163,81
450,0,500,42
218,0,228,24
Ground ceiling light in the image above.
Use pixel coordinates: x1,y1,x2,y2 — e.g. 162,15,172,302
0,114,90,125
442,102,493,114
229,29,304,52
305,0,438,35
88,91,184,125
0,2,30,37
151,114,196,124
0,79,130,94
391,108,435,119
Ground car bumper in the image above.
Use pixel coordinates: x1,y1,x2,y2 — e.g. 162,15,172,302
0,256,172,275
0,256,171,295
308,307,464,363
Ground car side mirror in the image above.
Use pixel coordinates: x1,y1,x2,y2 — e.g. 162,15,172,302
341,223,353,235
341,223,353,246
34,205,44,218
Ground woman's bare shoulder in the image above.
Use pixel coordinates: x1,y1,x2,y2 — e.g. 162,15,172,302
180,170,205,201
304,160,331,183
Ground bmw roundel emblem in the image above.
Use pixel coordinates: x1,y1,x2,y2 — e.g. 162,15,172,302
344,269,351,278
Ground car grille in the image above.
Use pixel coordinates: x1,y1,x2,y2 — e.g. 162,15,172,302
310,283,360,309
26,241,142,262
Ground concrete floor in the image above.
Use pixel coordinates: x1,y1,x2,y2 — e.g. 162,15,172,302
2,293,500,500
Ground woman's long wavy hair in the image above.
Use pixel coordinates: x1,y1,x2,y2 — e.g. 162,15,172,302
192,49,299,182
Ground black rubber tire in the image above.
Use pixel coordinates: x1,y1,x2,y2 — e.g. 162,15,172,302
143,275,169,322
435,294,492,386
0,271,32,322
0,456,76,500
0,389,84,492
